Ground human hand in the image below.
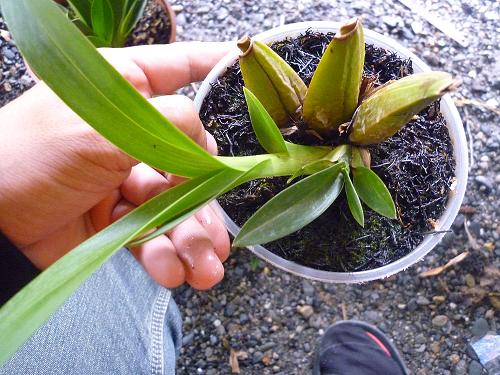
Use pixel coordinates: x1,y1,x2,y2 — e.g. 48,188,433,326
0,42,232,290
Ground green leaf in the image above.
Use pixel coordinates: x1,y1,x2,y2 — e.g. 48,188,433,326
238,36,307,127
303,17,365,135
287,159,333,183
128,160,272,246
91,0,114,43
119,0,147,40
342,168,364,226
234,163,345,247
1,0,223,178
66,0,93,27
352,166,396,218
0,167,247,366
86,34,110,47
349,72,458,145
243,87,287,154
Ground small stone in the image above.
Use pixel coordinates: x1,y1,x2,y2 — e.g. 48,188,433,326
260,342,276,352
430,342,440,354
182,332,195,346
415,334,426,345
297,305,314,319
468,360,483,375
432,315,449,327
3,82,12,92
224,303,236,317
433,296,446,304
465,274,475,288
0,29,11,41
382,16,400,28
411,21,423,34
304,342,311,352
239,313,249,324
417,296,431,306
449,353,460,365
364,310,382,323
471,318,489,338
209,335,218,345
213,319,221,327
205,347,213,357
253,351,264,364
171,4,184,12
302,280,315,297
217,7,229,20
475,176,493,191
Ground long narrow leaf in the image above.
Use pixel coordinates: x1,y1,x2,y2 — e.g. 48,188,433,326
342,169,364,226
0,167,246,366
234,163,345,247
352,166,396,218
66,0,93,27
1,0,223,178
243,87,287,154
91,0,115,44
119,0,147,38
129,160,271,246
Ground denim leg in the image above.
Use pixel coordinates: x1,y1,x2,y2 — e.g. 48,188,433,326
1,249,182,375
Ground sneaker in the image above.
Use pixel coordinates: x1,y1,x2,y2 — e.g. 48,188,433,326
312,320,409,375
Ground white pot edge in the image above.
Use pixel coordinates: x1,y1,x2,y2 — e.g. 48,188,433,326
194,21,468,283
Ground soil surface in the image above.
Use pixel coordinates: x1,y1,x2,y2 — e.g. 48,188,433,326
126,0,174,46
1,0,498,373
200,32,455,272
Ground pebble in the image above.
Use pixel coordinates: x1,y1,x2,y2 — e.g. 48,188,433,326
471,318,489,338
432,315,449,327
302,280,315,297
417,296,431,306
239,313,249,324
297,305,313,319
474,176,494,191
468,360,483,375
465,274,475,288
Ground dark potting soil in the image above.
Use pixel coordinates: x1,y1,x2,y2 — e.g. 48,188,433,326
200,31,456,272
126,0,173,47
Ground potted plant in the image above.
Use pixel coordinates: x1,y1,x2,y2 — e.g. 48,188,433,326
0,0,467,365
195,20,468,283
57,0,176,47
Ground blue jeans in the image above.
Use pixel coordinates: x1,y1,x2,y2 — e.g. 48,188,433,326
1,249,182,375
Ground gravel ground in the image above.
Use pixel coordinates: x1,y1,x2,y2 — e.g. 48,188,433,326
1,0,498,374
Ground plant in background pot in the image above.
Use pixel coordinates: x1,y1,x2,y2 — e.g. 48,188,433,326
0,0,467,365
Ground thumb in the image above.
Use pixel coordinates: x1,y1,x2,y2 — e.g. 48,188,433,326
148,94,208,150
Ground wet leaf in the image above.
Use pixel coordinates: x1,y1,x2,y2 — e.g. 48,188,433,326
343,169,364,226
352,166,396,218
243,87,287,154
234,163,345,247
238,36,307,126
303,17,365,135
349,72,458,145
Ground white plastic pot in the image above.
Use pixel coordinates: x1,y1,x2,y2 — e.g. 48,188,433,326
194,21,468,283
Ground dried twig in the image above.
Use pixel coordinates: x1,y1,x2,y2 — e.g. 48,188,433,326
419,251,469,277
229,349,240,374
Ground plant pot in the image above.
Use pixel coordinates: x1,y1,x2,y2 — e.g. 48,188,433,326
194,21,468,283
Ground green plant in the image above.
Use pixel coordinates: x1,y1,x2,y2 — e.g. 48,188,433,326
62,0,148,47
0,0,457,364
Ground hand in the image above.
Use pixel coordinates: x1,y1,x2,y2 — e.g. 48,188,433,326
0,42,232,290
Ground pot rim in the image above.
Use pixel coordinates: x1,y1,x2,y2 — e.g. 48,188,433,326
194,21,468,283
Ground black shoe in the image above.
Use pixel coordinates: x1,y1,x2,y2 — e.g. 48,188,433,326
312,320,409,375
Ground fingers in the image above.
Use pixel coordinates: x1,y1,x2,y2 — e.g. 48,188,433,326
122,42,233,95
195,205,230,262
167,217,225,290
130,236,185,288
120,163,172,206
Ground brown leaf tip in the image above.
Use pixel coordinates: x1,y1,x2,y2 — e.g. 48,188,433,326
237,36,253,57
335,17,362,41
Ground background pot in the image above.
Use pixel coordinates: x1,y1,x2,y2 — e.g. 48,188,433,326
25,0,176,81
194,21,468,284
